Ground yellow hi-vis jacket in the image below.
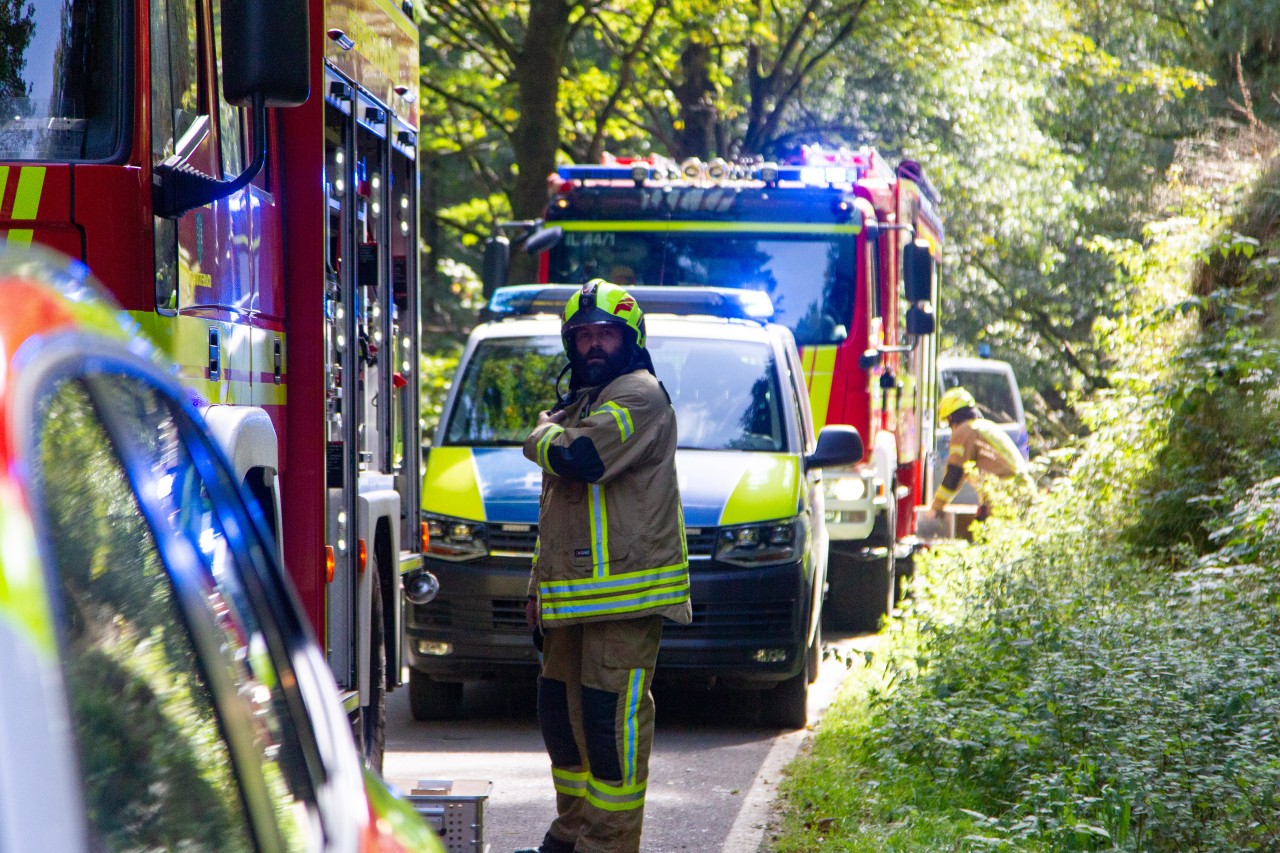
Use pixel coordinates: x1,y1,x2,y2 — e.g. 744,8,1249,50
523,369,692,627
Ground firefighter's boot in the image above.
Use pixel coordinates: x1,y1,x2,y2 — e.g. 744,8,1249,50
513,832,575,853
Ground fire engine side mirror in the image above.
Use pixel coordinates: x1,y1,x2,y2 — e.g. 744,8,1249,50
482,236,511,299
906,304,936,336
902,239,933,303
222,0,311,108
522,226,563,257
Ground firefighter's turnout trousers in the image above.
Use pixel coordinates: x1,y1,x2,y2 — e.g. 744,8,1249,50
538,615,663,853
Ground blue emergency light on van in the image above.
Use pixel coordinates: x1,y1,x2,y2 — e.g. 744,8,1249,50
487,284,775,323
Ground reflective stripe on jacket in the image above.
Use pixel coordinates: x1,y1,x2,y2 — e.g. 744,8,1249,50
523,370,691,627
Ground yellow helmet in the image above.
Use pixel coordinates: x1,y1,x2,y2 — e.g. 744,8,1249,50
561,278,646,353
938,386,976,421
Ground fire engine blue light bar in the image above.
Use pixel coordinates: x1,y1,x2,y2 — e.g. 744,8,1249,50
558,165,645,181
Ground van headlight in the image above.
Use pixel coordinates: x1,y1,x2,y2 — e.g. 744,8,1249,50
423,512,488,560
715,516,808,567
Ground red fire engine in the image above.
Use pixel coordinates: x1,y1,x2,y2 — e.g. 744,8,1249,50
0,0,430,766
485,146,942,630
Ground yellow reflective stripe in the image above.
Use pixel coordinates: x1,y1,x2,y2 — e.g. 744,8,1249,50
557,220,862,235
537,425,565,472
13,166,45,219
594,401,633,442
932,485,957,507
552,767,588,798
539,581,690,622
800,345,837,431
586,776,646,812
4,166,44,246
540,564,689,596
589,483,609,577
623,668,643,785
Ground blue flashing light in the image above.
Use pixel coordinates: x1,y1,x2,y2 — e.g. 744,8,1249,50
489,284,776,323
558,165,644,181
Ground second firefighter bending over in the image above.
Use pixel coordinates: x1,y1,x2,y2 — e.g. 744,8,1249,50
519,279,690,853
930,385,1035,521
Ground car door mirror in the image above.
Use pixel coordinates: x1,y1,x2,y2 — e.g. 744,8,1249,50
806,425,864,470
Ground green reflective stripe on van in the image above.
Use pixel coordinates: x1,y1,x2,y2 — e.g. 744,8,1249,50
589,483,609,577
586,776,647,812
557,220,862,235
553,767,588,797
719,453,801,526
593,401,633,442
422,447,486,521
0,500,56,657
537,425,565,472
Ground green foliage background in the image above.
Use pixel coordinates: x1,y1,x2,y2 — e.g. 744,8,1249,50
411,0,1279,441
769,126,1280,852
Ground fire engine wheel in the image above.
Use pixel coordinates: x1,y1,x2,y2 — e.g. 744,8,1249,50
761,668,809,730
408,669,464,721
360,575,387,773
824,502,896,633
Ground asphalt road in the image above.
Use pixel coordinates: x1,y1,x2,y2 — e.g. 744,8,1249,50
385,629,880,853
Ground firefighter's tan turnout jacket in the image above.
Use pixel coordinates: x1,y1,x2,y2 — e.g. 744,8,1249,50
523,369,692,628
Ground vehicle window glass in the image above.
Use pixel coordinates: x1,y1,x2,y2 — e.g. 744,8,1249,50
150,0,201,162
0,0,126,160
941,368,1019,424
547,233,855,346
95,373,321,849
783,344,814,450
649,337,785,451
443,337,566,446
210,0,244,176
34,379,254,852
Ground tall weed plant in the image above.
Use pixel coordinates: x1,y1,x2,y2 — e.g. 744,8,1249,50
770,137,1280,851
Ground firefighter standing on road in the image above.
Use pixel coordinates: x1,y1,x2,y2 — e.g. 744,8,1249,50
930,386,1035,521
519,280,691,853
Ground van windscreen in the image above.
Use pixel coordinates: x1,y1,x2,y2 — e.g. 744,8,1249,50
443,334,786,452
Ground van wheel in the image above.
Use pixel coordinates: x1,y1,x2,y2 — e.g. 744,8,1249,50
408,669,463,721
761,670,808,729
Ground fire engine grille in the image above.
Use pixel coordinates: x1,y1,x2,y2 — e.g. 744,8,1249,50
666,599,795,640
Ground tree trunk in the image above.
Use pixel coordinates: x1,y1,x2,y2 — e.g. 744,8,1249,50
674,42,716,160
509,0,570,281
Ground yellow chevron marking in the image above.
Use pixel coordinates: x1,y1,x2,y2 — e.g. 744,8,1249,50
13,167,45,219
